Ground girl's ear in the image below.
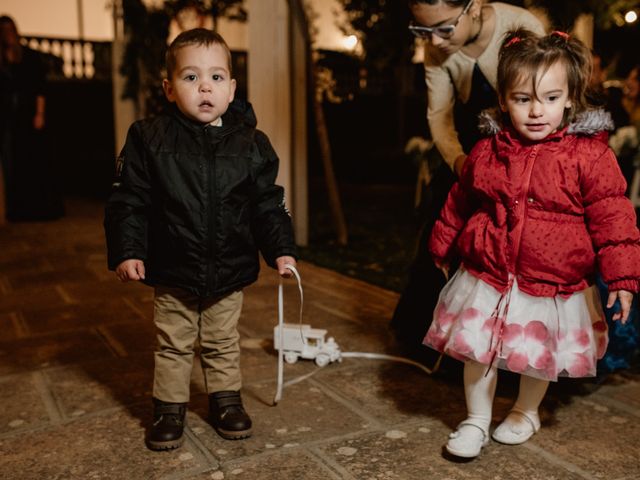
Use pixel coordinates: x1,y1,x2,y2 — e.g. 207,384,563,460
565,100,572,109
498,97,507,112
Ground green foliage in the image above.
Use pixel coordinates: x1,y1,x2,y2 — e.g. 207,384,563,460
120,0,246,116
120,0,171,115
336,0,639,70
526,0,640,30
337,0,413,70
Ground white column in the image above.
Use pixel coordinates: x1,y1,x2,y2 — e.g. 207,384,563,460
291,9,308,245
248,0,291,194
248,0,308,245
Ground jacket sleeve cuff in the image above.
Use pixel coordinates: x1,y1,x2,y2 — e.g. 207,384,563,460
263,247,298,268
607,279,639,293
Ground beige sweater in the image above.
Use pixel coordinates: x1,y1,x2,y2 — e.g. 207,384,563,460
423,2,544,169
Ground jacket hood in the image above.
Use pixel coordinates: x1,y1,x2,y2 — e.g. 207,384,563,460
224,98,257,128
478,108,614,137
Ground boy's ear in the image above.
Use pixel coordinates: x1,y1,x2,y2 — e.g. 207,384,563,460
162,78,175,102
228,78,237,103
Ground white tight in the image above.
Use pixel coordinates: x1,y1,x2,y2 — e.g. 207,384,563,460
463,360,497,432
512,373,550,418
463,360,549,431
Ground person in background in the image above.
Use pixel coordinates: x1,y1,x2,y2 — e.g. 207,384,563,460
587,53,640,375
391,1,544,366
0,15,63,222
426,29,640,459
622,64,640,127
104,29,297,451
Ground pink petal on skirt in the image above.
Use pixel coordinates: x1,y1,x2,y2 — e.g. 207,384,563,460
505,351,529,372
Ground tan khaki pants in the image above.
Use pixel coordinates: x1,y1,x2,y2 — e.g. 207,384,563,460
152,286,243,403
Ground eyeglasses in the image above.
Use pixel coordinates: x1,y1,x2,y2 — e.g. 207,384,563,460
408,0,473,40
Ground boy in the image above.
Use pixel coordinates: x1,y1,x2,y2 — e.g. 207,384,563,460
104,28,297,451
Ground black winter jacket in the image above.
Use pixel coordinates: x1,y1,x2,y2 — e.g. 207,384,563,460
104,101,297,297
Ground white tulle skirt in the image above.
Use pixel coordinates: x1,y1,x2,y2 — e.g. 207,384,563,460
423,268,608,381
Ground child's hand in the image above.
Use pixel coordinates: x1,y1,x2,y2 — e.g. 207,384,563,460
275,256,297,278
607,289,634,324
115,259,146,282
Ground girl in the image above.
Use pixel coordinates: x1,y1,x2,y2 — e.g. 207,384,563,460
390,0,544,361
426,29,640,459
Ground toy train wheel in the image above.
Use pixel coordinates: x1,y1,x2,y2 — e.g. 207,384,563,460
315,353,330,367
284,352,298,364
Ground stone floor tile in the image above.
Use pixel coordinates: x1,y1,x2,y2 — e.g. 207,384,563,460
591,374,640,410
0,285,70,312
99,321,158,356
6,266,96,291
0,372,51,435
183,449,336,480
185,380,370,462
310,361,466,428
44,357,154,417
316,422,586,480
60,278,151,305
0,310,26,341
0,330,117,376
529,395,640,479
0,406,214,480
19,299,146,335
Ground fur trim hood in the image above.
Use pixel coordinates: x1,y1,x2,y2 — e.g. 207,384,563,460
478,108,614,137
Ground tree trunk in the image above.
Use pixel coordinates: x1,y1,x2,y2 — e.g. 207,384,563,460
313,71,348,245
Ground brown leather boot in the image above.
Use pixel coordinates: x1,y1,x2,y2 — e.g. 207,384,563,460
146,398,187,451
209,391,252,440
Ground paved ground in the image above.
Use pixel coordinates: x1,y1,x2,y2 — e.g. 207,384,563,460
1,198,639,480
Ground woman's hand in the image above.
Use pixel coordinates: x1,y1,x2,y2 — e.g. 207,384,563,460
33,95,45,130
33,111,45,130
435,261,450,281
454,154,467,176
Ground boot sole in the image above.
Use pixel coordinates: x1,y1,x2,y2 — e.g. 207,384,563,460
214,427,252,440
146,435,185,451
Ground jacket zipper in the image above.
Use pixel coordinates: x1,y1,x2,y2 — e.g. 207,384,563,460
204,127,217,296
510,144,539,274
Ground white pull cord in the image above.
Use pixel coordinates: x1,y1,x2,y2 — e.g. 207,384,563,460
272,264,441,405
274,264,302,405
340,352,441,375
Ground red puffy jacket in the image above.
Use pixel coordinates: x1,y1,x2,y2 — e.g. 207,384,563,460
429,110,640,297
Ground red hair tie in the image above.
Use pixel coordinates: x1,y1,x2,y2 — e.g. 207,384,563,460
552,30,570,40
505,37,521,48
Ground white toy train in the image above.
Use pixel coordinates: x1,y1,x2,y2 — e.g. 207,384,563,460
273,323,341,367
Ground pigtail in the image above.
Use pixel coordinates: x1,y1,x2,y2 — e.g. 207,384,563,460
497,28,540,100
500,28,537,55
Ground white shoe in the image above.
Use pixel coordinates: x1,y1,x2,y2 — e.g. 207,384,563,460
446,422,489,458
492,409,540,445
